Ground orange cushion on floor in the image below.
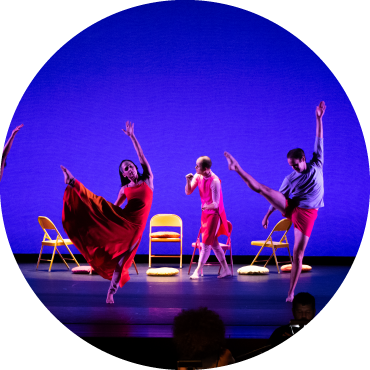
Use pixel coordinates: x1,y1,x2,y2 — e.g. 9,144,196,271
150,231,181,238
71,266,96,274
281,264,312,272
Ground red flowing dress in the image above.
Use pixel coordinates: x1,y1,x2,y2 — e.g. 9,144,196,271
62,180,153,287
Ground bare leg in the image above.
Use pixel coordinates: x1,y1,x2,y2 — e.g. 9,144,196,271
106,240,138,304
224,152,286,214
106,252,127,304
190,244,211,279
213,240,231,278
286,228,310,302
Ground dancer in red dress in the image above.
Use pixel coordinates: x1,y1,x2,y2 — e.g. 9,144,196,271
61,121,153,304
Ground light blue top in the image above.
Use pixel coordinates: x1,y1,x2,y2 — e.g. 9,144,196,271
269,137,324,210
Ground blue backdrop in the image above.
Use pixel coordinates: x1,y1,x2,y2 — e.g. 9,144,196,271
1,1,369,257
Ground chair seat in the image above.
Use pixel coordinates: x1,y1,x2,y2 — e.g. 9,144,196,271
151,237,181,242
192,242,230,249
150,231,181,238
42,239,73,246
219,243,230,249
251,240,289,247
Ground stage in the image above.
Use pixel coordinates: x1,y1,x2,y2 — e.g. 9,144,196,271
16,260,352,367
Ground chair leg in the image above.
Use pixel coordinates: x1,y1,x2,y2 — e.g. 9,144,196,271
64,244,80,267
49,246,57,272
264,252,274,267
188,245,197,275
251,246,265,265
133,260,139,274
230,247,234,276
149,239,152,268
55,247,70,270
272,247,280,273
36,245,44,270
180,240,183,269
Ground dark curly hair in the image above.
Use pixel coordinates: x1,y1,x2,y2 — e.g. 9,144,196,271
119,159,145,187
287,148,305,161
173,307,226,360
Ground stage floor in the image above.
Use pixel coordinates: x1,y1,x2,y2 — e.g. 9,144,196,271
19,262,351,339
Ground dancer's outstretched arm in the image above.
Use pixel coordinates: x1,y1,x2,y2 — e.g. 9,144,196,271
262,208,275,229
122,121,154,189
316,101,325,139
1,124,24,181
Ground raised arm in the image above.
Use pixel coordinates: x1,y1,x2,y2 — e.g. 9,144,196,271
315,101,325,138
313,101,325,167
122,121,153,184
1,124,24,181
185,173,198,195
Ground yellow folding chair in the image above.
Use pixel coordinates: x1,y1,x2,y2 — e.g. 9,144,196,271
149,214,183,268
250,218,292,273
36,216,80,271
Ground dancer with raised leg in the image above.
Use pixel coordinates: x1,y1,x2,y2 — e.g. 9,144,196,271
186,156,231,279
61,121,153,304
224,102,325,301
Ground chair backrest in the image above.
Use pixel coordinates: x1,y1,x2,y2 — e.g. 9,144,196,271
218,220,232,237
198,220,232,245
38,216,63,240
150,214,182,227
272,218,292,233
38,216,57,231
267,218,292,243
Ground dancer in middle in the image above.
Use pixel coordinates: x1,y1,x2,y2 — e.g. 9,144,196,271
185,156,231,279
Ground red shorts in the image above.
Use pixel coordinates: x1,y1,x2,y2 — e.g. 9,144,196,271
283,199,318,237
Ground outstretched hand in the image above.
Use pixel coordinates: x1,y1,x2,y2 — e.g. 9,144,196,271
262,216,269,229
12,124,24,136
315,101,326,119
122,121,135,137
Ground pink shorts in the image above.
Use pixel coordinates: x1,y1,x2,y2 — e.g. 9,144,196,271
283,199,318,237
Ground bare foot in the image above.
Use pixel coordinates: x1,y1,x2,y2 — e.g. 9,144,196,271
60,165,74,184
106,292,114,304
286,293,294,302
224,152,239,171
217,266,232,279
190,271,200,280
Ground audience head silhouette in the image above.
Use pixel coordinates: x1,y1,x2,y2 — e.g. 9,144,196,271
173,307,234,368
